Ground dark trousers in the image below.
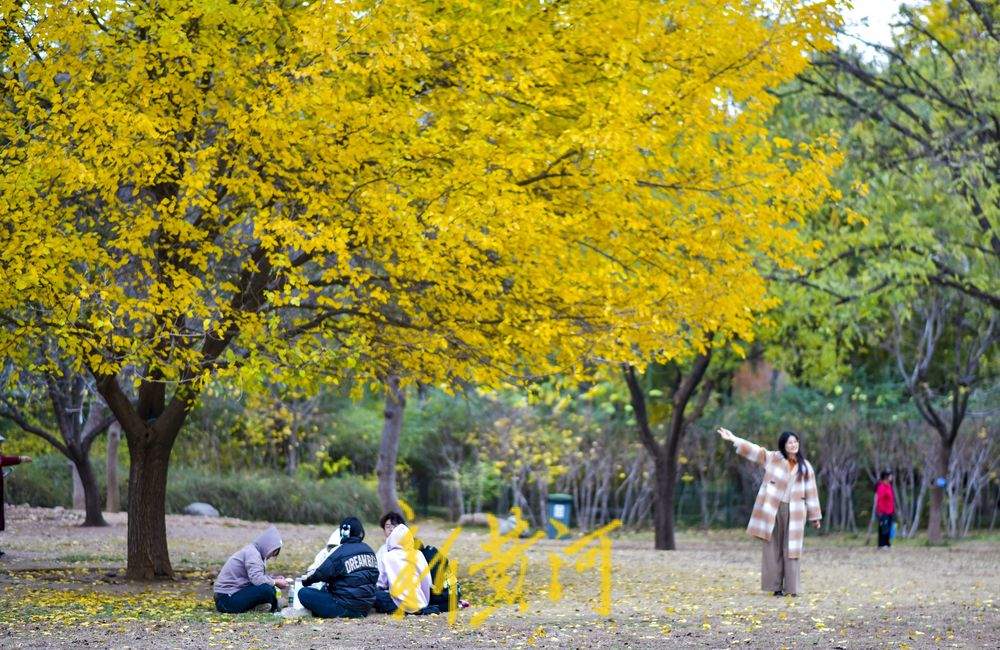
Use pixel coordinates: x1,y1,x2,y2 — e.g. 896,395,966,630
298,586,366,618
878,514,894,547
214,583,278,614
373,589,398,614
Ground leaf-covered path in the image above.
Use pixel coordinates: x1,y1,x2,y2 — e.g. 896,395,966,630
0,506,996,648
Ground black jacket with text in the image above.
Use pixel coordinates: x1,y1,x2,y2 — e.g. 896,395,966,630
302,537,378,613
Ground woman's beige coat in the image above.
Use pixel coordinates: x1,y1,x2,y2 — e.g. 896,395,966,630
731,436,822,559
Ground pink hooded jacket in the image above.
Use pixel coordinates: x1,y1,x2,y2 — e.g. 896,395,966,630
213,525,282,595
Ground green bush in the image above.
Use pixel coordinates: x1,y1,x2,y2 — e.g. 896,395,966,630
4,454,379,525
3,454,75,508
164,466,380,524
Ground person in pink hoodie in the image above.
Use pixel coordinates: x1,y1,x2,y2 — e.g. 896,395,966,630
213,525,288,613
373,521,433,614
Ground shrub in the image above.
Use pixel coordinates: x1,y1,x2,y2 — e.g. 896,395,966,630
164,466,380,524
4,455,379,525
3,454,74,508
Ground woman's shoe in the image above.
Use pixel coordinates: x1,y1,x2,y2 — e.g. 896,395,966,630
773,590,784,596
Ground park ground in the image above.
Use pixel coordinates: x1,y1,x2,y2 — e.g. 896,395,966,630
0,506,997,649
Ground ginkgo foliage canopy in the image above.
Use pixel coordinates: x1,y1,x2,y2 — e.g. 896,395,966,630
1,0,840,577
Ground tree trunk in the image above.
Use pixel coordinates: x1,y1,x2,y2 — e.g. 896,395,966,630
698,474,711,530
375,375,405,515
447,476,463,521
106,423,120,512
927,439,953,544
125,435,175,579
71,453,107,527
623,352,713,551
652,453,677,550
907,476,927,538
71,462,86,511
286,428,298,476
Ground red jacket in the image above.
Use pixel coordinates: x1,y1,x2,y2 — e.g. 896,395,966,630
1,454,25,531
875,481,895,516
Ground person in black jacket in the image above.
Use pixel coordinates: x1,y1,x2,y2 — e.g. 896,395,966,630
298,517,378,618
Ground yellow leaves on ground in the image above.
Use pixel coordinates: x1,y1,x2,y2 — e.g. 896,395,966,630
0,584,207,628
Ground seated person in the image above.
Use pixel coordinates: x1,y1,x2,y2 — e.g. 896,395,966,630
213,525,288,613
374,511,407,566
300,530,340,593
376,511,464,612
298,517,378,618
373,518,432,615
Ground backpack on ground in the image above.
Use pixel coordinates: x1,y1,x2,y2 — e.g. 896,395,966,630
420,544,461,611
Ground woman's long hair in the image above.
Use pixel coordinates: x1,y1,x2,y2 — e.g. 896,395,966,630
778,431,808,480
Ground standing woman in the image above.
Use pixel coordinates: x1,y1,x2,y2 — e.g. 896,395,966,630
717,427,822,596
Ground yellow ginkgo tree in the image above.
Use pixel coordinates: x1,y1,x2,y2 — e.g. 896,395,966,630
1,0,840,578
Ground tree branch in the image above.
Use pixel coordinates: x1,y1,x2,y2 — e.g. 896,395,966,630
622,364,662,459
0,405,69,457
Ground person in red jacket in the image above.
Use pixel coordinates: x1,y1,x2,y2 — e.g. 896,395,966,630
1,434,33,559
875,471,895,550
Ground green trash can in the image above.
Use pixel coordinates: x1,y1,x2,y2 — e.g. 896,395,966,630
546,493,573,539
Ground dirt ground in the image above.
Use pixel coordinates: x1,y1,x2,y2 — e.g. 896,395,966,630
0,506,997,649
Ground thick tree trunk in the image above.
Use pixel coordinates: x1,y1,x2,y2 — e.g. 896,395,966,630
125,436,174,579
927,439,952,544
375,375,405,515
652,453,677,550
106,423,120,512
71,453,107,527
71,462,86,510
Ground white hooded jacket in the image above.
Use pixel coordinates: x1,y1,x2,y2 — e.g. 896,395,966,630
307,531,341,574
376,524,431,613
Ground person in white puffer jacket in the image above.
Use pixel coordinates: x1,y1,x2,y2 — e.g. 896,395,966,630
373,522,432,614
303,530,340,588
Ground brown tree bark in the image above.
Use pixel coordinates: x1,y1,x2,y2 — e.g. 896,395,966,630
71,462,86,510
927,441,953,545
124,436,174,579
652,453,677,549
106,423,121,512
375,375,405,515
72,453,107,527
98,375,189,579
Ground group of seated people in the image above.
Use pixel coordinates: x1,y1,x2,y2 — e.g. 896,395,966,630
213,512,458,617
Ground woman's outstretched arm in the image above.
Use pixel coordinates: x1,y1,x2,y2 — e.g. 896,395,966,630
717,428,768,466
